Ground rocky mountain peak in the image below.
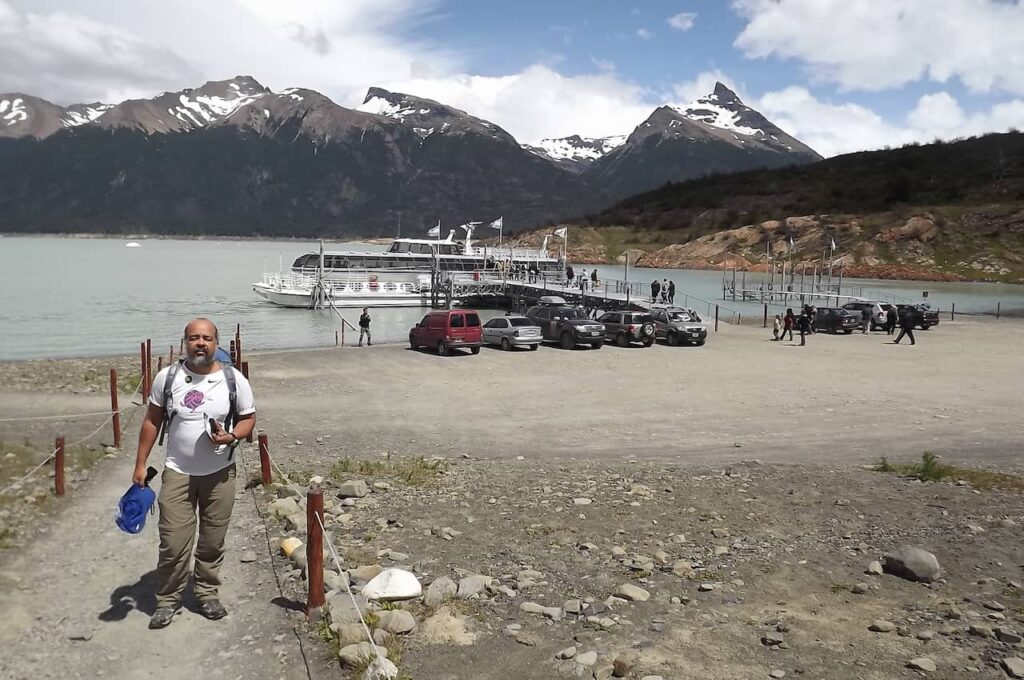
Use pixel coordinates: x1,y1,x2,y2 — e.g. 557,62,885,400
358,86,511,141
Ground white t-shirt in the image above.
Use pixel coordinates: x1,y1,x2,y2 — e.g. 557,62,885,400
150,363,256,477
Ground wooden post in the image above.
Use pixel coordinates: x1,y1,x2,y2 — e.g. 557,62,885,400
335,330,339,346
157,356,163,372
169,345,174,364
306,488,325,615
341,324,345,347
258,433,271,486
235,324,242,367
230,340,237,365
737,313,742,326
951,302,955,321
763,304,768,328
110,368,122,449
715,305,719,332
240,361,249,380
140,342,148,398
997,301,1001,319
54,436,65,497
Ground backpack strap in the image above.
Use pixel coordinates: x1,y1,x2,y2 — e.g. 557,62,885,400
156,359,185,446
223,365,239,461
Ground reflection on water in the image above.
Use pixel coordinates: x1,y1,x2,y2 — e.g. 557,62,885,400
1,236,1021,360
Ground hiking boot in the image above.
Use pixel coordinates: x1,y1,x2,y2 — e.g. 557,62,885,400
148,606,179,629
198,598,228,620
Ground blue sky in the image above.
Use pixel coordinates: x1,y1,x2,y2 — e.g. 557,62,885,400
2,0,1023,156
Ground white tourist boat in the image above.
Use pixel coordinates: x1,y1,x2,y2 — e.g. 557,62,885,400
253,223,564,308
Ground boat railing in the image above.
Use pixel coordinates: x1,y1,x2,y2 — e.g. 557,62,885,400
465,246,551,259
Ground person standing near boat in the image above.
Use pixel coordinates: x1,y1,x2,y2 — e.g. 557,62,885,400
359,308,372,347
651,279,661,303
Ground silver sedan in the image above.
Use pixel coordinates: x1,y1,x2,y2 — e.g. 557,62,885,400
482,315,542,351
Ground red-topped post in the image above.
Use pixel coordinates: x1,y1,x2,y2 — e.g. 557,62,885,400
257,433,271,486
54,436,65,497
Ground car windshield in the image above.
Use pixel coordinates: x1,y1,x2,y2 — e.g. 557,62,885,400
668,311,698,322
509,318,534,327
559,308,589,320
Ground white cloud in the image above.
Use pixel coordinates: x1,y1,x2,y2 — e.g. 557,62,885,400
670,69,747,105
636,28,652,41
0,0,201,103
667,12,697,31
732,0,1024,95
753,85,1024,157
382,64,657,143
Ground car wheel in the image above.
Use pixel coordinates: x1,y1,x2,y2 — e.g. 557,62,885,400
436,340,449,356
694,340,706,346
560,332,575,350
920,325,931,330
470,346,480,355
591,341,603,349
529,343,538,351
409,334,417,350
666,332,678,346
642,338,654,347
501,337,512,351
616,332,629,348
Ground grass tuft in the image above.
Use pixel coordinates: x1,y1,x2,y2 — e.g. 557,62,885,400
874,452,1024,491
329,455,449,487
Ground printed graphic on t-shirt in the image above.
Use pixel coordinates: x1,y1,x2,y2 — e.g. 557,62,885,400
182,389,205,411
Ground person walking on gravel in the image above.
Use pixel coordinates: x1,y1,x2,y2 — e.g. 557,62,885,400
798,312,811,346
132,318,256,630
894,309,916,346
782,308,795,342
359,307,372,346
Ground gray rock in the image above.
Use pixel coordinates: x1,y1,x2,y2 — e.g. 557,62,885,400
917,631,935,641
457,574,491,599
67,627,92,641
327,592,368,625
348,564,382,586
521,601,546,615
866,560,884,576
324,570,350,593
573,497,593,505
563,599,583,615
671,560,694,578
424,576,457,607
762,632,785,646
869,620,895,633
997,628,1024,644
851,582,869,595
337,480,369,499
376,610,416,635
268,497,301,519
882,547,941,583
338,642,388,668
239,550,258,563
612,651,638,677
615,584,650,602
575,651,598,667
985,601,1007,612
557,646,577,660
543,606,564,621
906,657,936,673
969,624,994,638
769,672,786,679
1002,657,1024,679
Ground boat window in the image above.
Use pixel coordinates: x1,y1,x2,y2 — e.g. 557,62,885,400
450,314,465,328
294,254,317,268
465,313,481,327
362,258,379,268
440,244,457,255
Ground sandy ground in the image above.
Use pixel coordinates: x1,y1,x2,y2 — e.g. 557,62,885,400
1,316,1023,680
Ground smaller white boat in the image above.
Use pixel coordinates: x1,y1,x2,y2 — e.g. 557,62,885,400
125,242,142,248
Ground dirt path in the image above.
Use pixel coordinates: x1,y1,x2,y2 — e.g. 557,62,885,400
0,445,329,680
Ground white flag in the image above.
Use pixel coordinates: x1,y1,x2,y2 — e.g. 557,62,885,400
488,217,503,230
788,235,795,249
553,227,567,239
427,222,440,238
830,236,837,251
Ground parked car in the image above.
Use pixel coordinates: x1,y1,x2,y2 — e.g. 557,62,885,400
410,309,483,355
841,301,886,330
598,311,656,347
482,315,541,351
895,304,940,330
811,307,862,334
650,306,708,346
525,304,605,349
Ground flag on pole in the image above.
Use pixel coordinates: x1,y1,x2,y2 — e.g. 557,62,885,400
488,217,503,230
427,221,440,238
788,235,795,249
553,227,567,239
830,236,837,251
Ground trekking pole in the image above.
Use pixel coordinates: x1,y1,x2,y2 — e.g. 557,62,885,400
110,368,121,449
306,488,325,615
54,436,65,497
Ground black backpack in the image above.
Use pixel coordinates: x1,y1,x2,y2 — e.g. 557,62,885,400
157,359,239,460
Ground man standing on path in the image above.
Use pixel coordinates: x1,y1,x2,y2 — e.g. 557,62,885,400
885,306,898,335
861,307,872,334
651,279,661,303
894,310,916,345
359,307,372,346
667,280,676,304
133,318,256,629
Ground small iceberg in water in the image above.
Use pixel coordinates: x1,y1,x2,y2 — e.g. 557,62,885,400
125,242,142,248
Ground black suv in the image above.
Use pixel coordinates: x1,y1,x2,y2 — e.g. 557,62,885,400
597,311,656,347
895,304,940,330
812,307,862,334
525,305,606,349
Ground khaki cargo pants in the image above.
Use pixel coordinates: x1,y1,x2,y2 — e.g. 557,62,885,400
155,465,236,608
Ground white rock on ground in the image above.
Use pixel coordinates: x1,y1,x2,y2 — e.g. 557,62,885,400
883,546,942,583
615,584,650,602
361,568,422,601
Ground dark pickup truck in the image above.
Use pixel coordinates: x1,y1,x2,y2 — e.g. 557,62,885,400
896,304,940,330
812,307,862,334
525,305,606,349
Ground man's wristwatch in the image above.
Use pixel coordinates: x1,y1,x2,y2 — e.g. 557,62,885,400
228,432,239,445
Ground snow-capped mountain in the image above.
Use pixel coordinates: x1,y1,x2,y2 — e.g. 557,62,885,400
357,87,513,142
93,76,270,133
585,82,821,198
524,135,627,174
0,94,113,139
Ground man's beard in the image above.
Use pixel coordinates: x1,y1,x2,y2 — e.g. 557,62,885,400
188,352,214,368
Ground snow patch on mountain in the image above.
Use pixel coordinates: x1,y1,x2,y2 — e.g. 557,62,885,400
0,98,28,126
533,135,627,161
671,99,763,137
357,96,432,123
61,104,113,127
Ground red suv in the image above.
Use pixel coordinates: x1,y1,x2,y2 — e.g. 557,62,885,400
410,310,483,355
